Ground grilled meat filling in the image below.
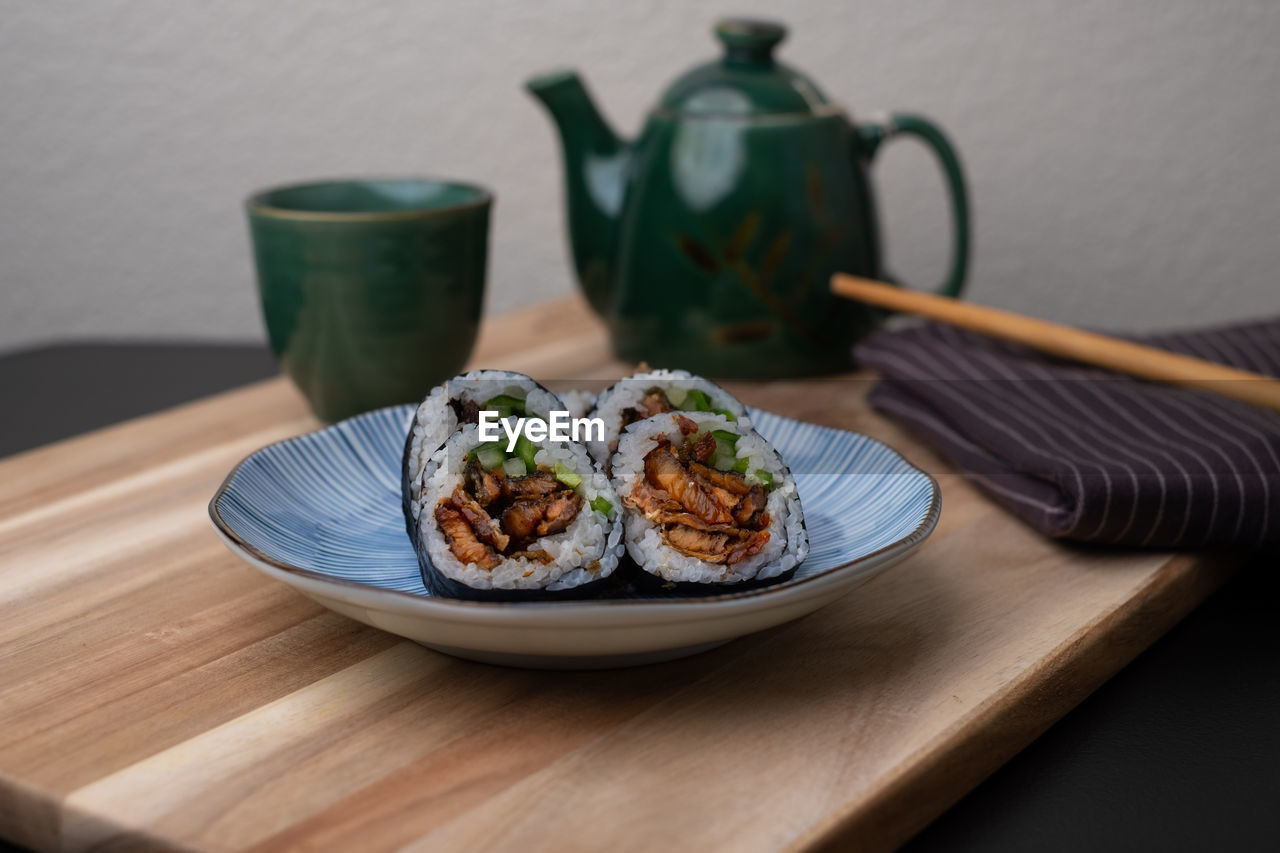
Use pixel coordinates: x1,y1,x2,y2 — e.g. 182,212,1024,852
500,492,583,541
644,446,733,525
726,529,772,564
687,461,752,495
535,492,583,535
448,398,481,425
605,387,683,473
465,458,503,507
436,463,583,569
628,480,683,516
502,470,562,500
625,435,772,565
499,500,544,541
449,486,510,551
664,525,731,561
733,484,768,526
688,431,717,463
619,387,676,432
434,503,501,570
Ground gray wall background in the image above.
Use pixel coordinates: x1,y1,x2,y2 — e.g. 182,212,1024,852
2,0,1278,354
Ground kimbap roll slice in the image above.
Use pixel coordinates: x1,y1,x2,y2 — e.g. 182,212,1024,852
402,370,565,519
411,424,623,601
586,369,750,468
611,411,807,590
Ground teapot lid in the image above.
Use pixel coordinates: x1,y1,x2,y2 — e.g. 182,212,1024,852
657,19,834,118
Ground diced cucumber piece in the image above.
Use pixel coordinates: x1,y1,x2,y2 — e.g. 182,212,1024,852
711,429,739,444
482,393,526,416
753,469,774,488
467,440,501,457
589,496,613,516
501,457,527,478
666,386,688,406
515,434,538,470
712,438,737,471
474,443,506,471
733,456,750,474
553,461,582,488
712,408,738,422
678,388,712,412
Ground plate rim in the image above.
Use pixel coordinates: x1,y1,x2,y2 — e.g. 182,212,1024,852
213,525,920,629
208,405,941,614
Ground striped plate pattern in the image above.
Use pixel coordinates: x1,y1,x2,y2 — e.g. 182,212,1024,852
213,406,938,601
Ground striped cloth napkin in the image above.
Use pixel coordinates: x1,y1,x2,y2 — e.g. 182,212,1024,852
855,318,1280,549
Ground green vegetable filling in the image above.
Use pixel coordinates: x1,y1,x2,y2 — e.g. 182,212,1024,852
514,434,538,470
480,393,527,419
553,461,582,488
589,496,613,516
701,429,738,471
678,388,712,412
472,442,506,471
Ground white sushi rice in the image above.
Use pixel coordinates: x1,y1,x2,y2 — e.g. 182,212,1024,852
405,370,564,515
559,388,598,421
611,411,808,585
417,424,623,592
586,369,751,466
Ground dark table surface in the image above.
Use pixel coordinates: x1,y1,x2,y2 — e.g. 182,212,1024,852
1,343,1277,853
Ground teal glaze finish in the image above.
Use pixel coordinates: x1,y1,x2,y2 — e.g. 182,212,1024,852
659,20,830,116
612,112,882,376
524,71,630,317
527,18,970,378
247,179,491,422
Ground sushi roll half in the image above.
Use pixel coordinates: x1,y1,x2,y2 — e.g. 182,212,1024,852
412,424,623,601
612,411,808,590
586,369,750,469
402,370,565,523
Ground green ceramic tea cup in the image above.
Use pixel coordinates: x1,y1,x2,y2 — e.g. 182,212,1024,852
246,178,492,422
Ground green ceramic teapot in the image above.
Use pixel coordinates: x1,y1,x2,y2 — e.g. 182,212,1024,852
527,18,969,377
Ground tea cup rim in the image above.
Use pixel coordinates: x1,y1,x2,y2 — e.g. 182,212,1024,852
245,176,493,223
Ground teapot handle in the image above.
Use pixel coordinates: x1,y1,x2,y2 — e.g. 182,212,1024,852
856,112,970,298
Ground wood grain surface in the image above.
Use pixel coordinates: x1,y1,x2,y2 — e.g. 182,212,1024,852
0,296,1237,852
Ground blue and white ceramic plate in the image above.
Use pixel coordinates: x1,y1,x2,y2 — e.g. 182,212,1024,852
210,405,939,669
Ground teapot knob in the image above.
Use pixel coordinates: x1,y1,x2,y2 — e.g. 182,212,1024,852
714,18,786,67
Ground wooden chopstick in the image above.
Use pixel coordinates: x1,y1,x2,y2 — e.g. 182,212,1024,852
831,273,1280,413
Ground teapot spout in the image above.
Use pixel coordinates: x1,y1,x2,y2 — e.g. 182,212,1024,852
525,70,628,317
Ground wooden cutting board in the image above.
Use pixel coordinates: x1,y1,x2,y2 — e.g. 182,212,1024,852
0,296,1236,853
